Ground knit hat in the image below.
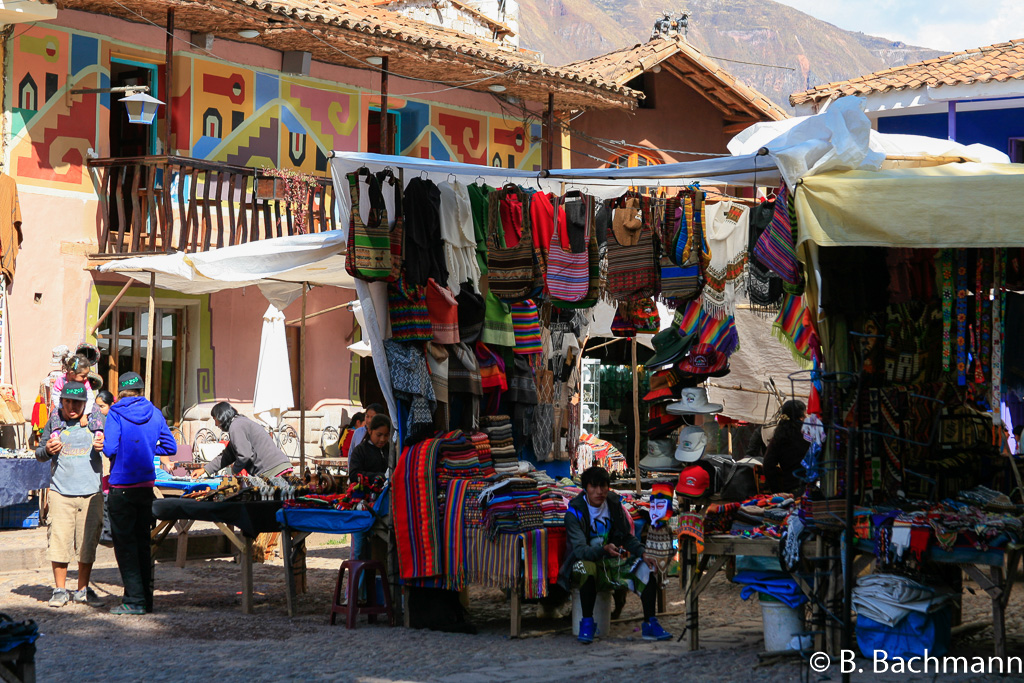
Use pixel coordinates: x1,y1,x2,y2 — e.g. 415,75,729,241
647,402,685,439
510,300,542,355
426,278,460,345
60,380,88,401
456,288,485,343
481,291,515,347
117,372,145,392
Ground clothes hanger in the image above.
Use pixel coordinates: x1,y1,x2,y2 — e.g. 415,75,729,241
419,170,428,180
447,172,457,184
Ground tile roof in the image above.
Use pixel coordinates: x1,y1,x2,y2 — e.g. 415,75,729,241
791,38,1024,106
565,37,788,123
49,0,636,110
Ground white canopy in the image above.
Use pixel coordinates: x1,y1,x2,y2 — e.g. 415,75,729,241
97,232,354,308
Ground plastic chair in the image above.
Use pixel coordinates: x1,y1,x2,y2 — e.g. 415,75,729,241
329,559,394,628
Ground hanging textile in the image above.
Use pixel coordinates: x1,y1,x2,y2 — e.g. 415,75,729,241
393,437,444,580
482,291,515,347
993,250,1005,418
702,201,749,318
956,249,969,386
772,293,819,364
551,233,602,310
606,192,659,301
529,191,565,280
545,192,592,303
753,183,800,286
403,177,447,287
438,179,480,296
673,299,739,357
345,169,391,281
387,277,432,343
0,174,22,284
486,186,541,302
939,249,954,373
467,182,493,276
975,250,993,384
376,168,404,282
510,300,542,355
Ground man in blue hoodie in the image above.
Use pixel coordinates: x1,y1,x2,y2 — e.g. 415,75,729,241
103,372,176,615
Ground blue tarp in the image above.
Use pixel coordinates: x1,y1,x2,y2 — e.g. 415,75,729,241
0,458,50,507
156,478,220,493
733,570,808,608
276,486,390,534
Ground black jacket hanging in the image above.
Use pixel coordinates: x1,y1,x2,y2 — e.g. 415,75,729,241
403,177,448,287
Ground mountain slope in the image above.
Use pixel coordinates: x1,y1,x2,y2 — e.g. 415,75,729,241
518,0,943,110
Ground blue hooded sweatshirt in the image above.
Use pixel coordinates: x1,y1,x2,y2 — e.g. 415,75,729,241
103,396,176,486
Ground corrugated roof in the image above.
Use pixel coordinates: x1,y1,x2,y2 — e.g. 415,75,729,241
791,38,1024,106
565,37,788,123
47,0,637,110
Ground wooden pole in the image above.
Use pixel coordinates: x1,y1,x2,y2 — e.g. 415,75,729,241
284,301,350,326
164,9,174,154
299,284,307,476
545,92,555,170
89,280,133,337
632,337,641,495
379,57,390,154
145,273,156,401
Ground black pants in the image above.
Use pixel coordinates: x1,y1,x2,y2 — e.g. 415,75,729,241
108,487,155,611
579,575,657,620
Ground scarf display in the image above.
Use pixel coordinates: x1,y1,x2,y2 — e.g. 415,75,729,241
702,201,749,318
753,183,800,286
772,293,819,365
674,299,740,357
393,437,444,580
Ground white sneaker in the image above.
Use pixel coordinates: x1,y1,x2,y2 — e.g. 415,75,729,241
49,588,70,608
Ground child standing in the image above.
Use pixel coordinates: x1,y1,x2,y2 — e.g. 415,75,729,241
35,380,105,608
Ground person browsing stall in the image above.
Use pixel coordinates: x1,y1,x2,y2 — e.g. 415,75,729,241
558,466,672,644
763,399,810,494
35,381,106,608
346,403,385,461
195,402,291,478
102,372,177,615
347,414,391,561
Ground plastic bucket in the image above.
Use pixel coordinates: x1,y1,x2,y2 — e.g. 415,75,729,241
760,595,803,651
571,588,612,636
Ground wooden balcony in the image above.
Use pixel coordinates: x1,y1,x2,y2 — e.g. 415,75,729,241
87,155,341,256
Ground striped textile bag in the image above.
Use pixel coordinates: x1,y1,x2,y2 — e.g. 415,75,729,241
377,168,404,282
606,193,660,301
552,233,601,310
664,188,705,267
753,183,801,285
487,186,540,303
546,192,592,303
346,169,392,281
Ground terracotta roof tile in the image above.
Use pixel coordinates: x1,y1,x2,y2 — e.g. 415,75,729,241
792,38,1024,106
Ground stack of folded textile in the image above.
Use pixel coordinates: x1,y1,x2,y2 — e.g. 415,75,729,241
436,430,496,483
481,415,517,474
534,481,582,527
469,431,493,470
477,478,542,537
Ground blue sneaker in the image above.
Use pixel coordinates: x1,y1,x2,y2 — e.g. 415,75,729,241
577,617,596,644
642,617,672,641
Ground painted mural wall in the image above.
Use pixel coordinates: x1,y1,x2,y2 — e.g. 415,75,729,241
6,18,543,408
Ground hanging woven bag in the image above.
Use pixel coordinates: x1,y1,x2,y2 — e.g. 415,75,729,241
606,192,660,301
486,185,539,303
545,191,592,303
345,169,392,281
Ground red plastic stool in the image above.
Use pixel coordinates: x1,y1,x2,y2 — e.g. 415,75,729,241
329,559,395,628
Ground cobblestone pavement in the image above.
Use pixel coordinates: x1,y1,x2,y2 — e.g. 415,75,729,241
2,537,1023,682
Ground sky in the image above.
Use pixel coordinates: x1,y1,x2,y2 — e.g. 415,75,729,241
771,0,1024,52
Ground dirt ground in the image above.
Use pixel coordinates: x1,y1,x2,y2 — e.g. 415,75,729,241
2,533,1024,682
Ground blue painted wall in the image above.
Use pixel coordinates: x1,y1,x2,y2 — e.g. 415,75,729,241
876,106,1024,157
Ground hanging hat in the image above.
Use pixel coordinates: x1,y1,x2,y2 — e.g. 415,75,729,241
667,386,723,415
675,464,710,498
677,343,729,377
647,403,686,438
645,327,691,369
86,372,104,391
75,343,100,366
426,279,460,345
456,288,485,343
639,438,683,472
674,425,707,462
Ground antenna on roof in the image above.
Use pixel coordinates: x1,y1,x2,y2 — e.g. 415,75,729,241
651,10,690,41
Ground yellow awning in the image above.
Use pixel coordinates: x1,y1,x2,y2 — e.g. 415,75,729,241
794,162,1024,249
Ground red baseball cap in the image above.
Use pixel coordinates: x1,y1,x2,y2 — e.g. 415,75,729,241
675,464,710,498
677,343,729,377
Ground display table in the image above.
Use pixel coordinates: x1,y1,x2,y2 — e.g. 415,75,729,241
276,505,382,618
678,534,829,653
853,540,1022,658
151,479,220,566
152,498,283,614
0,457,49,508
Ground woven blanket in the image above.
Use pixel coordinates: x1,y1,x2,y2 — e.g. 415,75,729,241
522,528,551,599
674,299,740,357
442,478,488,591
753,183,800,285
465,528,521,592
773,293,819,364
394,438,444,580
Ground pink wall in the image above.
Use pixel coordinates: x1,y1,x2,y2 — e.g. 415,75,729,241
209,286,356,408
572,70,732,166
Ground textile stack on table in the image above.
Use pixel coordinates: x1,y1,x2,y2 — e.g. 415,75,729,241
478,478,542,537
436,430,496,483
481,415,518,475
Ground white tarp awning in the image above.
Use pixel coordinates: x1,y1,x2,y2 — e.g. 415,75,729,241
97,232,354,308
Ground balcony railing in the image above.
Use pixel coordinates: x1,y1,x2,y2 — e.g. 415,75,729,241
87,155,340,256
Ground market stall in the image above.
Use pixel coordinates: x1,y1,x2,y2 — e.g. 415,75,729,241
329,95,1024,660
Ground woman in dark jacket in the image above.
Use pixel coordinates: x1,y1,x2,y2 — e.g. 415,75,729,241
196,402,291,478
348,414,391,562
763,400,809,493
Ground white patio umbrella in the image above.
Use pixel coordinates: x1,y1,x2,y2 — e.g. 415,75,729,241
252,303,294,429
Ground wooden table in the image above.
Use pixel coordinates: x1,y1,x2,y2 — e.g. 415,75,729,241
0,642,35,683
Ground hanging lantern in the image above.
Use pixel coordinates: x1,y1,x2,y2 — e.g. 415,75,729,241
119,92,165,125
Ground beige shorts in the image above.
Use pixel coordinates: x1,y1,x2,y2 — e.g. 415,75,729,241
46,491,103,564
